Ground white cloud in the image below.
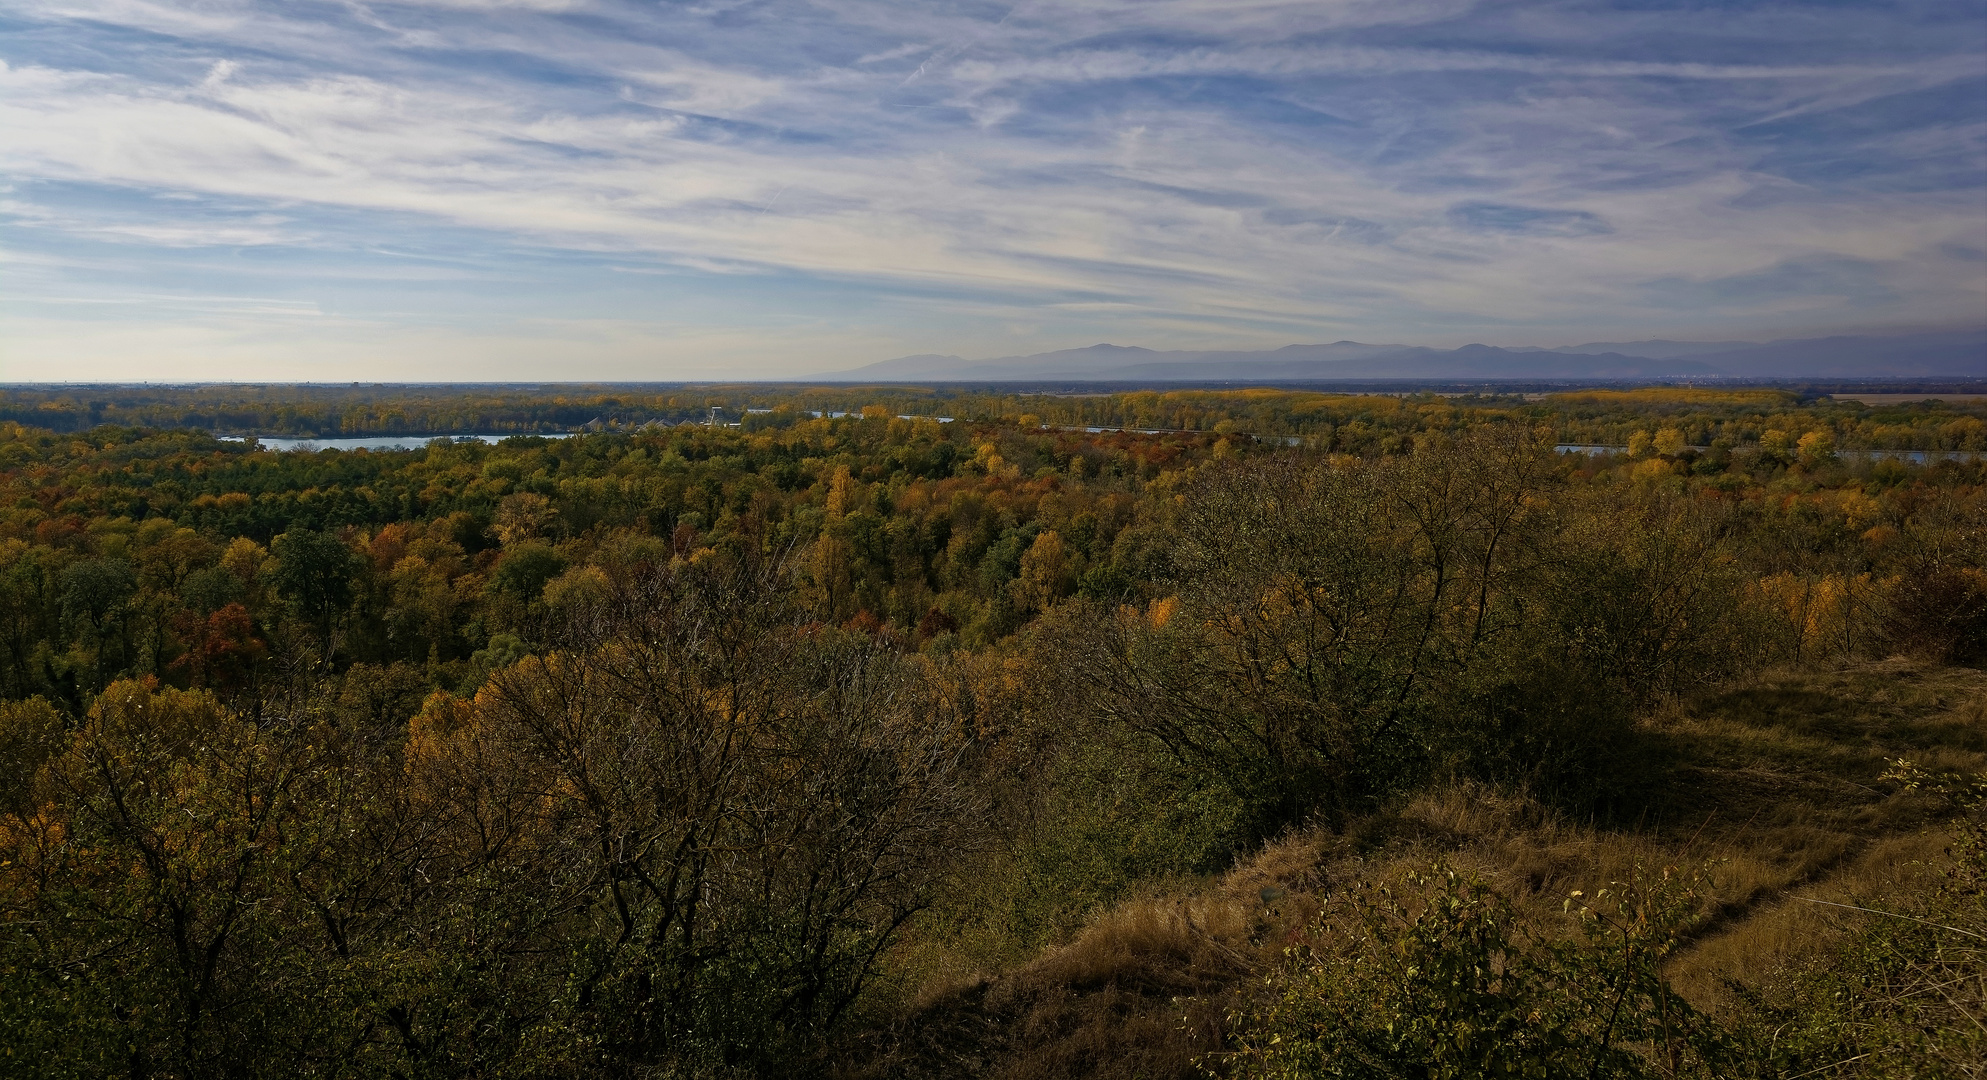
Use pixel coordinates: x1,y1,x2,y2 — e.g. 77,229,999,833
0,0,1978,375
3,197,306,246
376,0,588,10
623,64,787,116
200,58,238,88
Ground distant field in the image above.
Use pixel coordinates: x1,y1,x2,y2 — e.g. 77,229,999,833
1832,393,1987,404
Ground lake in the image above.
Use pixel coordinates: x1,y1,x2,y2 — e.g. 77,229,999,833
219,433,574,452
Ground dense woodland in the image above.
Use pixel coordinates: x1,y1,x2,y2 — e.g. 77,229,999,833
0,386,1983,1078
4,381,1986,452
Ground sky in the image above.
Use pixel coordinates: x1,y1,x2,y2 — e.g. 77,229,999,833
1,0,1983,381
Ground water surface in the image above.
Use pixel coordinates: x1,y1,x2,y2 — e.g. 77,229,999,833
220,433,572,452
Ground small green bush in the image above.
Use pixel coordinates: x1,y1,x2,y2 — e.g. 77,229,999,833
1223,865,1751,1080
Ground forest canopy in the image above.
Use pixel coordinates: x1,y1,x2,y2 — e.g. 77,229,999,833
3,381,1985,452
0,386,1982,1078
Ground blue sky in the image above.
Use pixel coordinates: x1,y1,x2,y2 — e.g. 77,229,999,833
1,0,1982,379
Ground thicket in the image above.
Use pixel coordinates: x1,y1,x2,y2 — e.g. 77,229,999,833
0,391,1982,1077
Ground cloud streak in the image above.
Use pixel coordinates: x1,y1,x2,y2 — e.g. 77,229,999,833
0,0,1980,378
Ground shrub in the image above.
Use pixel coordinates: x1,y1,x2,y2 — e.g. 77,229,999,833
1224,865,1750,1080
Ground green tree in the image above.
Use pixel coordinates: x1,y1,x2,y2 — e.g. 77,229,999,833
268,529,359,664
59,557,136,690
487,542,565,602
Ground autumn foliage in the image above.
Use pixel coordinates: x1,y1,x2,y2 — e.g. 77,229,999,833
0,388,1982,1077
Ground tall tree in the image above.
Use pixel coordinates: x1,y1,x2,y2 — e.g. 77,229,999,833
268,530,359,665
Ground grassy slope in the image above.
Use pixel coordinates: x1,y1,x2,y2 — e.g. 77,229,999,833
843,659,1987,1079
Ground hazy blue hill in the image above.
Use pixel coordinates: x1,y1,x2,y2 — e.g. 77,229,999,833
1040,346,1714,381
823,343,1709,381
1354,345,1717,379
1549,339,1758,358
835,353,969,379
825,329,1985,381
1676,331,1987,377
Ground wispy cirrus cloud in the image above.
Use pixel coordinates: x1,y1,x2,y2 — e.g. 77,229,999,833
0,0,1980,379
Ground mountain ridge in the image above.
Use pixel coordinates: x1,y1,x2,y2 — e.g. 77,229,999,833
817,330,1986,381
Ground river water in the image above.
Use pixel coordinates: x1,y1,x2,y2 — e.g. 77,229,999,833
219,433,573,452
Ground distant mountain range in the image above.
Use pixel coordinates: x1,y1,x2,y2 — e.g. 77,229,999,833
821,330,1987,382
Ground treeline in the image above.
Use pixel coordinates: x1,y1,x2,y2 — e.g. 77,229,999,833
0,400,1983,1077
1026,386,1987,452
4,384,1985,452
0,385,733,437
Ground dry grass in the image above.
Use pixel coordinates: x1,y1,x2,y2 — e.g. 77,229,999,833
844,659,1987,1079
841,836,1335,1080
1666,829,1955,1011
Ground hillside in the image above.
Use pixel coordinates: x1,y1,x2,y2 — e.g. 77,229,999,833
846,660,1987,1078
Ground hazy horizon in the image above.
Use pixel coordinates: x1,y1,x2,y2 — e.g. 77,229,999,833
3,0,1982,381
4,323,1987,386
